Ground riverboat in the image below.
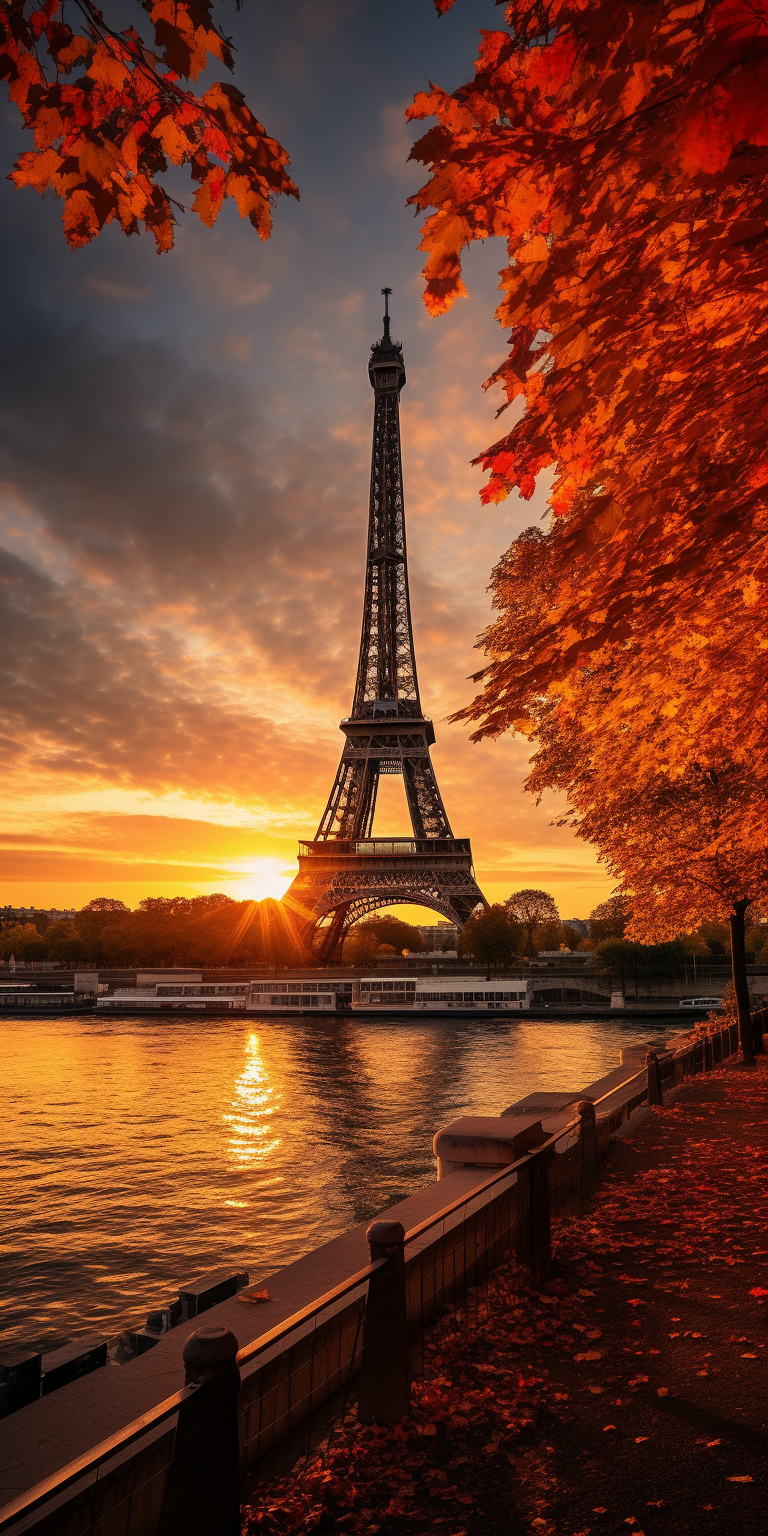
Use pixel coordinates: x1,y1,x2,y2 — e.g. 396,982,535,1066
97,982,249,1011
248,975,530,1013
0,985,93,1012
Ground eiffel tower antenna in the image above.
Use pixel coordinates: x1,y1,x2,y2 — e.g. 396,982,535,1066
284,298,487,961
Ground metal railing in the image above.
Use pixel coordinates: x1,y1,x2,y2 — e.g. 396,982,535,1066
0,1017,749,1536
297,838,472,858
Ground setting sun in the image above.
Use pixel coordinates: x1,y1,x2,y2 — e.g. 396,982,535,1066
232,858,296,903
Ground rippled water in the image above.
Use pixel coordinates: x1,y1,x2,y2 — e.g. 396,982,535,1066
2,1011,676,1351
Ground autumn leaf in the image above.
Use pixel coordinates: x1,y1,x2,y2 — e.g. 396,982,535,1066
151,113,192,165
9,144,62,192
87,41,130,91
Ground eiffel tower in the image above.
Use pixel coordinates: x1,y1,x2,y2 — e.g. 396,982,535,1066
285,292,487,962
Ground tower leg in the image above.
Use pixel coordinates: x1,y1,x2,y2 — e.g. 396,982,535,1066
316,904,349,965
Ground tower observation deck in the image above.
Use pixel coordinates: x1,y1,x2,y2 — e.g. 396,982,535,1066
284,292,487,961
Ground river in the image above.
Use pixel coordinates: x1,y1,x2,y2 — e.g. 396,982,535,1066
2,1010,677,1352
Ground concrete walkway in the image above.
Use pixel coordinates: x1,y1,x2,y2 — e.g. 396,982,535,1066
244,1055,768,1536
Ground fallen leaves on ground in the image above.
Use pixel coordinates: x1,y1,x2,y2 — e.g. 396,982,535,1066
243,1063,767,1535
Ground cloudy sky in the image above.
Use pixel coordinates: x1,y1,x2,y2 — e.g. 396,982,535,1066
0,0,612,920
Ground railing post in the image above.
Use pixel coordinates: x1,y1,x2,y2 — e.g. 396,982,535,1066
646,1050,663,1106
358,1221,410,1424
577,1099,599,1201
753,1008,765,1055
517,1149,552,1284
160,1325,241,1536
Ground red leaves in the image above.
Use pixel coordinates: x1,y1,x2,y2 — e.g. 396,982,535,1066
409,1,768,932
410,0,768,663
1,0,298,250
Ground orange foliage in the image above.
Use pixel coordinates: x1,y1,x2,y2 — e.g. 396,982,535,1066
408,1,768,788
1,0,298,250
527,697,768,939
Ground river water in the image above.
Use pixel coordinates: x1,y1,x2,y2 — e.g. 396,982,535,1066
2,1010,677,1352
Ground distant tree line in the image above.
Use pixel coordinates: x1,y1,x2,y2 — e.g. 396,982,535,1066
453,890,768,974
1,887,765,972
0,895,309,968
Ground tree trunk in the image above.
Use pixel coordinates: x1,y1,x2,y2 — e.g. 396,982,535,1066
729,899,755,1063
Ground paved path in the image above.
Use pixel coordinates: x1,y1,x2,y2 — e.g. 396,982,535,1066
244,1055,767,1536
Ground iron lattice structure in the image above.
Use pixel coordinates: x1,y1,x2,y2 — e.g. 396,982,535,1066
285,294,487,960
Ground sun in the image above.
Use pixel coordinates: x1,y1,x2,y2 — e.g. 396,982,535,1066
232,857,295,903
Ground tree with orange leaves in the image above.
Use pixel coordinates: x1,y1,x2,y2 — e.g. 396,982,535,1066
526,680,767,1056
409,0,768,774
1,0,297,250
475,524,768,1055
408,2,768,1052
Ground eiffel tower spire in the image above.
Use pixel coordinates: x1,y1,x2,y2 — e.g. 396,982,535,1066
284,296,487,959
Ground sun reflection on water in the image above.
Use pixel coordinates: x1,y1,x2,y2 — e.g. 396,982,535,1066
223,1033,281,1167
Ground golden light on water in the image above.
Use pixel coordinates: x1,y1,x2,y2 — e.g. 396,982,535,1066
223,1032,281,1168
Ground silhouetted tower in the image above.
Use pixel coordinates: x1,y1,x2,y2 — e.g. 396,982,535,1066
285,293,487,960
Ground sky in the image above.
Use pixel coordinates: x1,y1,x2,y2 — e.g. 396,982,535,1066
0,0,613,922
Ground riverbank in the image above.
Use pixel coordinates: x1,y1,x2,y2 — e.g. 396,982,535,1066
243,1055,767,1536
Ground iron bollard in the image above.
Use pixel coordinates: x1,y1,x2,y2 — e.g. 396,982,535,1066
358,1220,410,1424
517,1147,552,1283
160,1325,241,1536
646,1050,663,1106
753,1008,765,1055
577,1099,599,1201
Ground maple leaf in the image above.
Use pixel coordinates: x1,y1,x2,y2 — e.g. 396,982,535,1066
1,0,298,249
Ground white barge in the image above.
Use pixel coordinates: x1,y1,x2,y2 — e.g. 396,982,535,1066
249,974,530,1012
98,982,250,1011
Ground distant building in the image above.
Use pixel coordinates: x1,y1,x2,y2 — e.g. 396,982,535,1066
1,905,75,924
537,949,592,962
563,918,590,938
417,921,460,954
